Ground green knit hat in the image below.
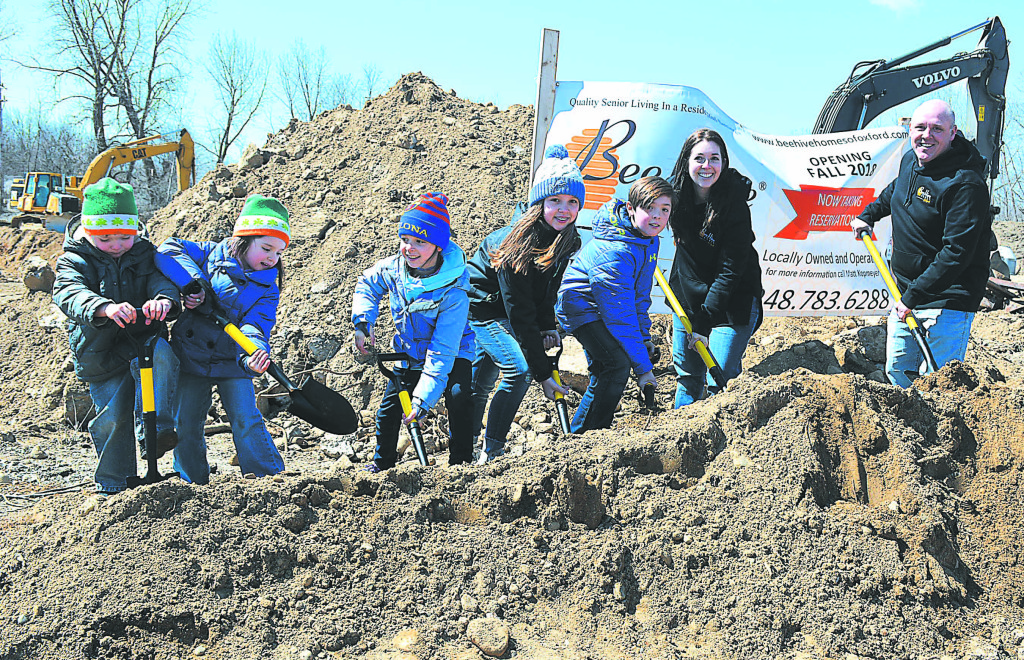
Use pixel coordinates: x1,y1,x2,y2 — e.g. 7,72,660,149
233,194,291,246
81,178,139,236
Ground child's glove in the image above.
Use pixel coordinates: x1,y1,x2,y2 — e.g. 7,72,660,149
637,370,657,392
643,340,661,364
183,278,215,314
354,323,376,355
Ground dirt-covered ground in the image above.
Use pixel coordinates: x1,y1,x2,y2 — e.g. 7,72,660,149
1,74,1023,660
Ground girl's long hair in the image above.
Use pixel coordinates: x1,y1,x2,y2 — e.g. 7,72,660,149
668,128,743,236
489,202,580,274
227,236,286,288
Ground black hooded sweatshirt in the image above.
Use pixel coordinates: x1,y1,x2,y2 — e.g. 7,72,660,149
857,133,991,311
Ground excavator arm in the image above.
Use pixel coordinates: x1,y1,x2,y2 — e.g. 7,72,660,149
71,128,196,200
813,17,1008,181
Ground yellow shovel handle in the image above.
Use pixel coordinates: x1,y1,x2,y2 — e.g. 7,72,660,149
653,267,717,368
224,322,260,355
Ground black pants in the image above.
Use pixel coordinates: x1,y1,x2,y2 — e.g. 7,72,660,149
373,357,474,468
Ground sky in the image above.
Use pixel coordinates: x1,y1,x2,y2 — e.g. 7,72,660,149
1,0,1021,162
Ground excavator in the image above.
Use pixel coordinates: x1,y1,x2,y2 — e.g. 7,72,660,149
813,16,1008,211
9,128,195,232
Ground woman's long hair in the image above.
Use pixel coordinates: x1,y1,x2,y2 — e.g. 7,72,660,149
489,202,580,275
668,128,742,237
227,236,285,288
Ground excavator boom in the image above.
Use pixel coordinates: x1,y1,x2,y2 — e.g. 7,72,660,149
813,17,1008,181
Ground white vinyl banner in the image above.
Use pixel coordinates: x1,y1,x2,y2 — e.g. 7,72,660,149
545,81,911,316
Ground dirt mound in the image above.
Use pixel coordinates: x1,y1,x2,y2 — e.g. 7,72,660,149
1,74,1023,660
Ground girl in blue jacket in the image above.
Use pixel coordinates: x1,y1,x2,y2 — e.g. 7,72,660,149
352,193,476,471
155,195,289,483
556,177,675,432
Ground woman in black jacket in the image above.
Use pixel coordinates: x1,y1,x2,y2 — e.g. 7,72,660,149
668,128,763,407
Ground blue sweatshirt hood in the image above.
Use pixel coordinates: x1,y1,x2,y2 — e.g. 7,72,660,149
400,241,468,299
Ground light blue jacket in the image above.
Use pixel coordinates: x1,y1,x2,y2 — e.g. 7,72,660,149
352,242,474,410
556,199,658,376
155,238,278,379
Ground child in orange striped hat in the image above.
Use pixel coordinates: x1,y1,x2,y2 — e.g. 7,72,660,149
153,194,291,483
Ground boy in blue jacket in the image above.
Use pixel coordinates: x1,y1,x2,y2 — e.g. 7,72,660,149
52,178,180,494
352,193,476,471
556,177,675,432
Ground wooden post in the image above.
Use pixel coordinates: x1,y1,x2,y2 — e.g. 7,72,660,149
530,29,560,188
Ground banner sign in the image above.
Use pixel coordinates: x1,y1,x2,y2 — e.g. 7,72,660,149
544,81,910,316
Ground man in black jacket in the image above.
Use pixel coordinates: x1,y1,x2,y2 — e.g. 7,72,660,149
851,99,991,387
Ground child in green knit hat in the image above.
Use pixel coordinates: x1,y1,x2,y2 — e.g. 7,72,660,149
52,177,181,494
154,194,290,483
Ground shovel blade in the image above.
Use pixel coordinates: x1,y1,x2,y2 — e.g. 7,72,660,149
287,377,357,435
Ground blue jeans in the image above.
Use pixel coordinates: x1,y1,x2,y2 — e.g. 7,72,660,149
886,307,974,388
173,372,284,484
672,299,761,408
570,321,631,433
470,318,531,456
373,358,474,468
88,338,179,493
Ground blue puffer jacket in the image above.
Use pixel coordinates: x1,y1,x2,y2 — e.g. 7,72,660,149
352,242,474,410
155,238,279,379
556,199,658,376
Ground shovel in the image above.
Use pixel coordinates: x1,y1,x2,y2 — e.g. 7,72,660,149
547,345,572,435
857,229,939,375
121,315,179,488
184,281,358,435
653,267,728,389
374,352,429,466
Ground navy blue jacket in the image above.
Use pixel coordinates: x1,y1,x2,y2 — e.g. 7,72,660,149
155,238,279,379
53,219,179,382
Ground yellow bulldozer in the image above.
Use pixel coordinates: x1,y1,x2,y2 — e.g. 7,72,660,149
8,128,195,232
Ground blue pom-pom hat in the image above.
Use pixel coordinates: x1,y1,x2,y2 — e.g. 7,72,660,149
529,144,586,207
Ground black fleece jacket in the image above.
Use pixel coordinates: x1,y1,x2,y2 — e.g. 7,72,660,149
467,218,579,383
668,170,763,337
857,133,991,311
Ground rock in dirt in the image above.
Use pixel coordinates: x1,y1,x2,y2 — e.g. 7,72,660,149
467,618,509,657
22,256,55,292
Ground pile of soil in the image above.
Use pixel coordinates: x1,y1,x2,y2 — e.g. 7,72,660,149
1,74,1023,660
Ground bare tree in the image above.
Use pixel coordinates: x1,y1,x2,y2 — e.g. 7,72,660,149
22,0,124,151
107,0,197,143
276,39,328,121
323,73,355,110
204,31,268,163
360,64,382,106
2,105,93,179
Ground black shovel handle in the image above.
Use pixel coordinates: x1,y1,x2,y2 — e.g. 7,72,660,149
548,345,572,435
375,352,429,466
